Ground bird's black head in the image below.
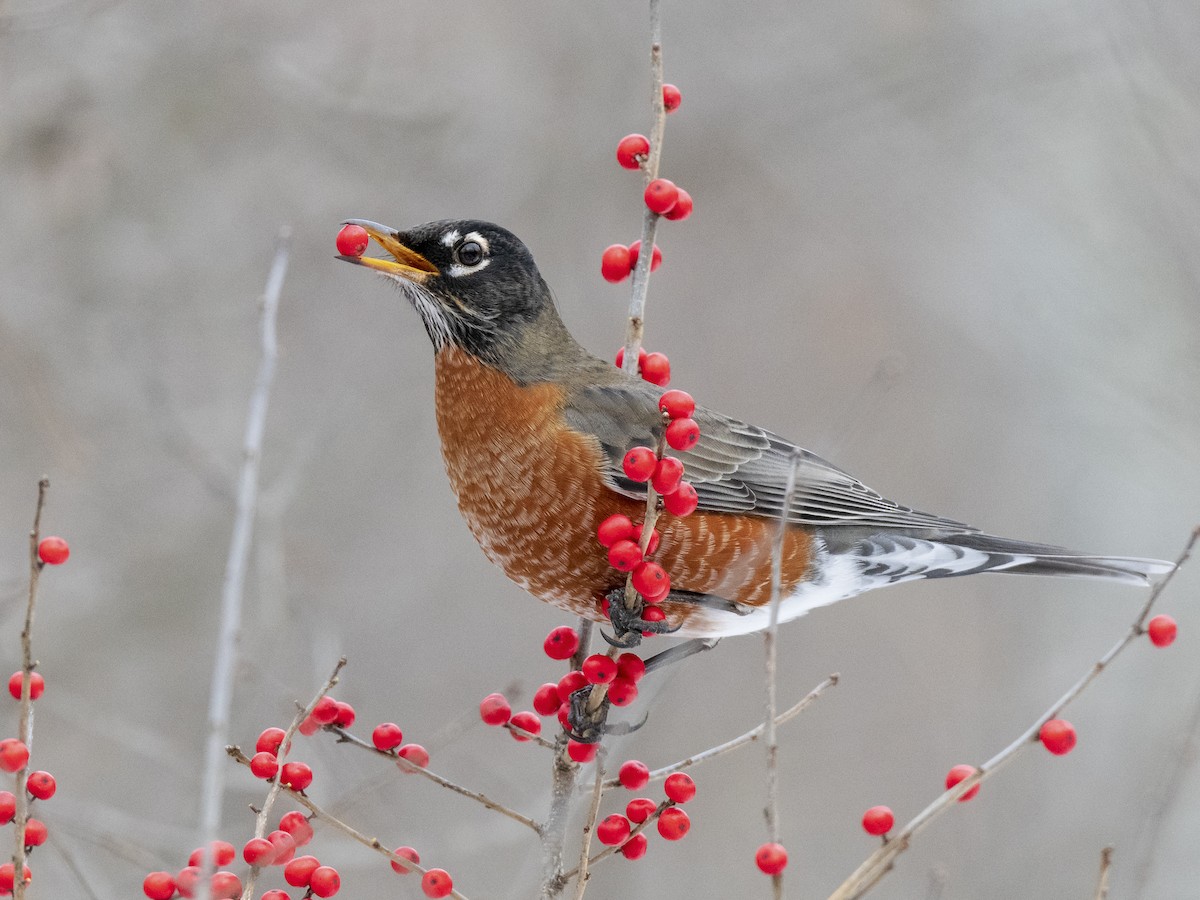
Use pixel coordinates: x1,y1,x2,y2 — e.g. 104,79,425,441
338,218,563,367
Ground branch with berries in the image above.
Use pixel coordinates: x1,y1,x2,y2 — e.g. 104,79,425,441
826,527,1194,900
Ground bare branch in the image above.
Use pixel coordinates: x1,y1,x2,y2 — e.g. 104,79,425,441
572,755,606,899
198,227,290,897
326,726,540,833
828,526,1199,900
1094,846,1113,900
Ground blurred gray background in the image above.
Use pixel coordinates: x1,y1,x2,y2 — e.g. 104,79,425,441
2,0,1198,897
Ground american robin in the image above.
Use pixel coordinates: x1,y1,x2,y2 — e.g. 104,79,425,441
338,218,1172,640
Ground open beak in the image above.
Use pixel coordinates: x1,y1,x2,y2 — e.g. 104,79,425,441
336,219,439,282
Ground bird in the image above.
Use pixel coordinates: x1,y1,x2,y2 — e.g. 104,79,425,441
338,218,1173,640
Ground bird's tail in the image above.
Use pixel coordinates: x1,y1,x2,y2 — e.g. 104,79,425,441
856,532,1174,588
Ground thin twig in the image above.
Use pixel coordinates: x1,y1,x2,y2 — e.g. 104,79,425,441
13,477,49,900
227,747,470,900
198,227,291,892
327,726,540,833
599,674,839,790
828,527,1198,900
1094,846,1113,900
764,450,801,900
239,657,345,900
619,0,665,375
541,735,579,899
572,755,606,899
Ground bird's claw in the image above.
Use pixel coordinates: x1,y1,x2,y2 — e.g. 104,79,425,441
603,587,680,648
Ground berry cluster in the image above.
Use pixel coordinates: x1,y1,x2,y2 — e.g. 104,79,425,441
597,766,696,861
601,84,692,285
613,345,670,387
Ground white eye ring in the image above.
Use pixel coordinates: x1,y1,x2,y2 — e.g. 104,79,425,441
445,232,491,278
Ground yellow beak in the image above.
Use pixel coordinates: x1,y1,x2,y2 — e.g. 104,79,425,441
337,220,439,282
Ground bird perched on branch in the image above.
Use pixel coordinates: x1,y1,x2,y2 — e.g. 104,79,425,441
338,218,1172,640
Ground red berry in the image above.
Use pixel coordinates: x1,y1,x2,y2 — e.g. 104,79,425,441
622,447,658,482
372,722,404,751
284,855,320,887
616,653,646,682
333,701,356,728
583,654,618,685
663,772,696,803
24,817,47,846
641,605,666,634
390,846,420,874
336,223,369,257
0,793,13,825
601,244,633,283
1039,719,1077,755
213,871,243,900
945,764,980,801
261,892,290,900
279,811,314,846
621,832,649,860
0,739,29,773
662,83,682,112
597,814,632,846
143,871,176,900
632,561,670,600
650,457,684,495
250,751,279,779
175,866,200,897
755,842,788,875
188,841,236,867
663,187,693,221
256,727,287,755
509,710,542,741
658,390,695,420
626,797,657,823
309,865,340,897
243,837,277,867
657,807,690,840
298,715,321,736
0,863,31,893
644,178,679,214
619,760,650,790
26,770,55,800
544,626,580,660
567,739,598,763
616,133,651,169
37,536,69,565
615,345,649,370
862,805,894,836
627,241,663,273
533,683,560,716
8,671,44,701
607,539,643,573
422,869,453,898
280,761,313,791
662,481,699,517
665,417,700,451
609,677,639,706
397,743,429,770
310,696,339,725
557,670,588,703
268,829,297,865
641,352,671,386
479,692,512,726
597,513,637,547
1147,614,1177,647
557,702,571,731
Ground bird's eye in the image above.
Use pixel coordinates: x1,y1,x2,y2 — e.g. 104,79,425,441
456,240,484,267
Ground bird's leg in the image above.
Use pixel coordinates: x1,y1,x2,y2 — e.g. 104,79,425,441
642,637,721,675
565,686,609,744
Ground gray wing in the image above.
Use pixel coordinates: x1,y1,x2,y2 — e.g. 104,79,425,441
562,379,976,533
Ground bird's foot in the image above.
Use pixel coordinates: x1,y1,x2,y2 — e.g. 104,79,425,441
600,587,680,648
565,686,610,744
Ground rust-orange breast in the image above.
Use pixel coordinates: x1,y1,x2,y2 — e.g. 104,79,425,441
433,346,814,631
